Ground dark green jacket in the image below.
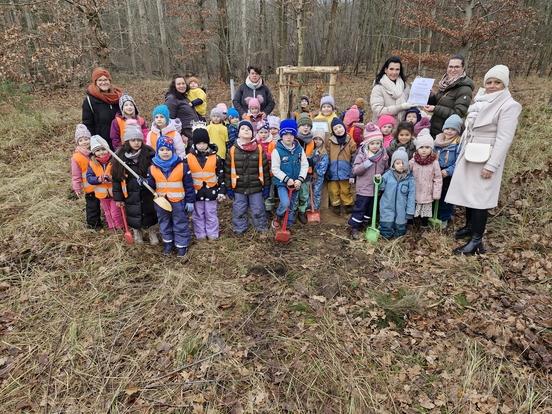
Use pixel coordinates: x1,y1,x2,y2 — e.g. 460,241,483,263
429,76,474,137
225,143,271,194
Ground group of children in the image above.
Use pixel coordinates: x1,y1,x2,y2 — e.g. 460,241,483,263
71,88,463,256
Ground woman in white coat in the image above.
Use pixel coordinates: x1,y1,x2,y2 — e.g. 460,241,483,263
446,65,522,255
369,56,414,121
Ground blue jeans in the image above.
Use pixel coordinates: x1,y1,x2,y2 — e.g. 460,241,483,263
276,186,299,226
232,192,268,234
312,176,324,210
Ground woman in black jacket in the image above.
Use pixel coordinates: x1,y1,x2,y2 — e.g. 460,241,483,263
165,75,200,141
82,67,123,150
232,65,275,117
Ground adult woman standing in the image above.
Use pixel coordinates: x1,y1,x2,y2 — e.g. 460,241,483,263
446,65,522,255
232,65,275,117
165,75,200,141
370,56,414,121
423,54,474,137
82,67,123,150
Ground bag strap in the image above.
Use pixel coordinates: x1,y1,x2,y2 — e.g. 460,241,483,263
87,96,94,114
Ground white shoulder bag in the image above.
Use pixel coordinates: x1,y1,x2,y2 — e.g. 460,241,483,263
465,142,492,163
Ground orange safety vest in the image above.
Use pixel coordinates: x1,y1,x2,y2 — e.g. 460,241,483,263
229,146,264,189
187,153,217,190
150,163,185,202
72,152,94,194
89,159,113,199
148,129,176,150
304,140,315,174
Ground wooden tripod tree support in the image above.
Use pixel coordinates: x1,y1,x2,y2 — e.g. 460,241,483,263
277,66,340,118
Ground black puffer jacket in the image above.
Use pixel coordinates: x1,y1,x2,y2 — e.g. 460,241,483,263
165,93,199,140
428,76,474,137
187,144,226,201
82,94,119,149
232,81,275,116
225,143,270,195
112,146,157,229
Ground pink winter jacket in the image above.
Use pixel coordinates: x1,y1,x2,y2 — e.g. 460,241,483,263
409,157,442,204
352,146,389,197
70,147,91,194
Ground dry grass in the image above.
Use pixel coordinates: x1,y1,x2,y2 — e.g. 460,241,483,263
0,76,550,413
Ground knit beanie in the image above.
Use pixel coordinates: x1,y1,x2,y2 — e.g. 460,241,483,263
300,95,310,105
123,119,144,142
415,128,434,149
363,122,383,144
377,114,397,130
258,120,269,132
414,117,431,136
331,117,345,131
354,98,366,109
248,97,260,109
216,103,228,115
405,107,422,123
227,107,240,119
320,95,335,109
156,135,175,152
443,114,463,133
391,147,410,172
297,114,313,128
484,64,510,88
192,126,210,146
210,107,223,119
279,119,298,137
91,67,112,83
90,135,105,152
343,105,360,126
238,120,254,135
267,115,280,129
74,123,91,143
119,94,139,115
152,104,170,121
313,129,325,140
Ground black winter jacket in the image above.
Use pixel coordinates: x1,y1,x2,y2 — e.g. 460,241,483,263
225,143,271,195
188,144,227,201
165,93,199,140
232,81,275,116
82,94,119,149
428,76,474,137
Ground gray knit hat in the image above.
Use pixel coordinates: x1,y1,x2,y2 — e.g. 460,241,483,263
123,119,144,142
210,107,223,119
74,123,91,143
90,135,106,152
391,147,410,172
297,113,313,128
320,95,335,109
442,114,463,133
119,94,139,115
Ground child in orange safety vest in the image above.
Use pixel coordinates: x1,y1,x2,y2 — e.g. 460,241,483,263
147,135,195,257
71,124,102,229
110,94,148,150
186,124,226,240
86,135,124,230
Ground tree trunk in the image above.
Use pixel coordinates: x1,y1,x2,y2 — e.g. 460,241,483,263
137,0,152,74
217,0,230,81
460,0,477,69
296,0,305,66
324,0,338,65
278,0,288,66
156,0,170,76
125,0,137,73
241,0,247,65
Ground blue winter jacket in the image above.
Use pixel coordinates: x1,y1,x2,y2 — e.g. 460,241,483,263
326,135,356,181
379,169,416,225
272,140,303,187
313,150,329,178
435,142,459,177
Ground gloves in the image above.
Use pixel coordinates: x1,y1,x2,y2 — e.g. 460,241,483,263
226,189,235,200
136,176,146,187
262,186,270,200
217,193,226,202
362,159,373,169
185,203,194,213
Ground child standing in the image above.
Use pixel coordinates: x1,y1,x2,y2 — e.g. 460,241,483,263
227,107,240,149
343,105,364,146
112,120,158,244
409,129,442,227
110,94,148,150
207,107,229,160
187,125,226,240
313,95,338,129
377,115,396,149
326,118,357,215
387,121,416,159
148,136,195,256
187,76,207,119
293,95,312,120
225,120,271,235
243,98,266,135
256,121,273,159
271,119,309,228
71,124,102,228
379,147,416,238
86,135,124,230
146,105,187,158
311,130,329,212
434,114,462,226
295,114,315,223
348,123,389,239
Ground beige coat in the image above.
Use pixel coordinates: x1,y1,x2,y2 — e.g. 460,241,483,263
445,89,522,209
370,82,410,121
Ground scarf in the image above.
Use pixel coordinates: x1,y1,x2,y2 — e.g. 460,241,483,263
392,169,408,181
297,132,313,145
414,152,436,166
434,132,460,147
237,138,258,152
125,149,141,161
379,75,406,100
364,147,385,162
438,71,466,92
86,84,123,105
383,135,393,149
152,155,180,176
245,76,263,91
75,146,90,157
464,88,508,135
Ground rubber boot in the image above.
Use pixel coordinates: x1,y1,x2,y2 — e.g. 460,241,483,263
454,208,472,239
132,228,143,244
176,247,188,257
148,227,159,245
163,242,173,256
297,212,307,224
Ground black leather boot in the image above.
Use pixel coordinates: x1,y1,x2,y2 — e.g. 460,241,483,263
454,208,472,239
453,234,486,255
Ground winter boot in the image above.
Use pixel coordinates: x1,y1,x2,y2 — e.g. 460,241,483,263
176,247,188,257
453,234,486,255
350,228,361,240
132,228,143,244
297,211,307,224
148,227,159,245
344,205,353,215
331,204,341,216
163,242,173,256
454,208,472,239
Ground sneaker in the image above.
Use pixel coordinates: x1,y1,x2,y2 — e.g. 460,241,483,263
297,212,307,224
148,227,159,245
350,228,361,240
162,242,173,256
176,247,188,257
272,217,281,229
132,228,143,244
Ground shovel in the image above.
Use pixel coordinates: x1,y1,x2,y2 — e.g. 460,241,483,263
306,181,320,224
365,175,382,243
275,187,293,244
94,136,172,212
119,205,134,244
429,200,443,229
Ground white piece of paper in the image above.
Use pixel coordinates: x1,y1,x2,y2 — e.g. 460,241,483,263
312,121,329,133
407,77,435,105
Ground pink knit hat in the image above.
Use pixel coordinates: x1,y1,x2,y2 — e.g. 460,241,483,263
343,105,360,126
414,117,431,136
74,123,91,143
363,122,383,144
376,114,396,130
248,97,260,109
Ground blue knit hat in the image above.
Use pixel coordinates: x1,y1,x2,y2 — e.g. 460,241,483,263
279,119,298,137
152,104,170,121
227,107,240,119
331,117,345,129
156,135,175,152
405,107,422,123
443,114,463,133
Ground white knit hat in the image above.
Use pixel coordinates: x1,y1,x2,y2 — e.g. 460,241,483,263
320,95,335,109
484,65,510,88
415,128,434,150
74,123,91,143
90,135,106,152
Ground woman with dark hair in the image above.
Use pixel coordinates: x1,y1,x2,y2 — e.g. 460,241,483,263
370,56,414,121
232,65,276,117
423,54,474,137
82,67,123,150
165,75,200,140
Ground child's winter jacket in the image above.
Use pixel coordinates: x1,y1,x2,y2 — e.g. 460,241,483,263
409,157,442,204
379,170,416,225
146,120,186,159
207,123,229,159
352,146,389,196
271,140,309,187
434,134,459,177
325,134,357,181
224,142,271,195
110,113,148,149
186,144,226,201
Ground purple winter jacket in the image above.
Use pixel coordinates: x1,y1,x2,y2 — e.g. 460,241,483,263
352,145,389,197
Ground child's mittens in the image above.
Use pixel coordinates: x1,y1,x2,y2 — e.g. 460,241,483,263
136,176,146,187
185,203,194,213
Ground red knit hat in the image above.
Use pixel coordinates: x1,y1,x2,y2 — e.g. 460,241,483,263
343,105,360,126
91,67,112,83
